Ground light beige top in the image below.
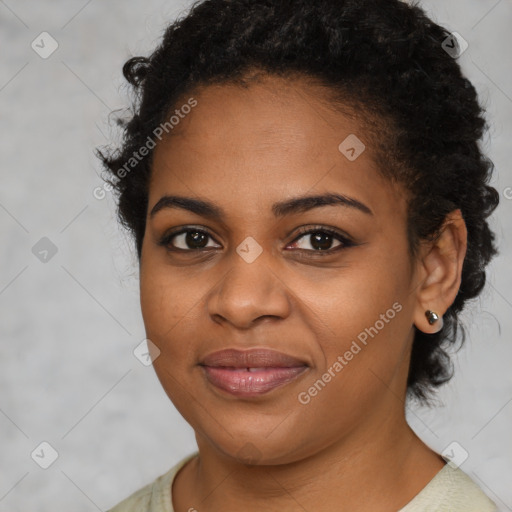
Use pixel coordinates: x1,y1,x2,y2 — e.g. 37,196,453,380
107,452,497,512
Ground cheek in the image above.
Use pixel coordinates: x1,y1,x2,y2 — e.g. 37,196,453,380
299,241,413,386
139,261,202,416
305,252,408,340
140,270,172,341
139,251,216,384
139,261,193,385
294,291,410,444
139,251,198,342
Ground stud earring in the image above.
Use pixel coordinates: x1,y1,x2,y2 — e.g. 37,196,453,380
425,310,443,332
425,310,440,325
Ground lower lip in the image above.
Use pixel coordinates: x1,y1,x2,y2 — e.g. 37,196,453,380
201,366,308,397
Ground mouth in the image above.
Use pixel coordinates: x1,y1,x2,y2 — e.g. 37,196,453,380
199,348,310,398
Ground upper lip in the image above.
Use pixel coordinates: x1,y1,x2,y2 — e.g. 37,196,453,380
200,348,309,368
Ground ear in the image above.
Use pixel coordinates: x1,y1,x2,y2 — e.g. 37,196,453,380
413,209,467,334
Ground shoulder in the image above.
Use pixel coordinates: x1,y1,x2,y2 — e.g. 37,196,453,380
106,452,199,512
399,463,497,512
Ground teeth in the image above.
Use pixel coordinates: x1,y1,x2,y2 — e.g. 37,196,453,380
247,367,266,372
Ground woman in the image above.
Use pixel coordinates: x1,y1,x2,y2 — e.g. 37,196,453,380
99,0,499,510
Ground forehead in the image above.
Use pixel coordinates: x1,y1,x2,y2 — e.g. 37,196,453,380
149,75,405,221
154,74,366,161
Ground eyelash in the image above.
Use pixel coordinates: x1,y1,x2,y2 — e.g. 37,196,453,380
158,225,355,256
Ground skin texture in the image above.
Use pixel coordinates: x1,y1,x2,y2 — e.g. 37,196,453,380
139,75,467,511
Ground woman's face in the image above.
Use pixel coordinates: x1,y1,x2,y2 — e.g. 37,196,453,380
140,75,422,464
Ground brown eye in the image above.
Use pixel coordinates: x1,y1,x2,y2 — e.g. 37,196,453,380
159,228,220,251
292,231,342,251
287,226,354,254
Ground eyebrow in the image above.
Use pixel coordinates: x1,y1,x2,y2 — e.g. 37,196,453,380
149,192,373,220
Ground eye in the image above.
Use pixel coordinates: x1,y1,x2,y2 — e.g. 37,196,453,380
287,226,354,254
158,225,354,254
158,227,220,251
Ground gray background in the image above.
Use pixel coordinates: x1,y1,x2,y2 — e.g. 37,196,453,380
0,0,511,510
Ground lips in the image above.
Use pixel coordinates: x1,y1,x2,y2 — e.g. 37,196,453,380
199,348,309,397
200,348,308,368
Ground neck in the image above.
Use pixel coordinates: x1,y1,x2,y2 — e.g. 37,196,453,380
174,406,445,512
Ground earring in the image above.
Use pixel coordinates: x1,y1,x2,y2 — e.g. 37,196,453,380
425,310,443,332
425,310,440,325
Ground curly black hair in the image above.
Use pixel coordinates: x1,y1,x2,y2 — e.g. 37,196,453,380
97,0,499,404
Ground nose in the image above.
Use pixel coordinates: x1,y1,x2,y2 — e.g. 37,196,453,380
206,249,292,329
